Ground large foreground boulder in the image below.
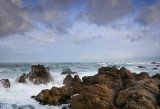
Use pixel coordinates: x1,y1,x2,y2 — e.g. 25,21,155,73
70,84,117,109
17,65,53,85
116,79,160,109
0,79,10,88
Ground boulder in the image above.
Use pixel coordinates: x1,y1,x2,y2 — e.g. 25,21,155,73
61,69,77,75
18,73,27,83
151,62,160,64
70,84,117,109
63,74,82,89
152,74,160,80
0,79,10,88
82,73,123,91
134,72,150,81
35,87,71,105
98,66,118,74
137,66,146,68
82,74,109,85
118,67,135,86
152,68,158,70
116,79,160,109
17,65,52,85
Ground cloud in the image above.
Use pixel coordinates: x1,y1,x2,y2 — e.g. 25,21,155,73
82,0,133,25
0,0,77,37
30,0,76,34
0,0,33,37
135,1,160,25
36,37,55,43
35,29,55,43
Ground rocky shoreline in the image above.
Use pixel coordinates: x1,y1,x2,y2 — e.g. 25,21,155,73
1,64,160,109
34,66,160,109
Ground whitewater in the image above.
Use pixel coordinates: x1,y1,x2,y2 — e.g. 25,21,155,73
0,62,160,109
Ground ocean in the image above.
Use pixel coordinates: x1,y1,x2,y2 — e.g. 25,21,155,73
0,62,160,109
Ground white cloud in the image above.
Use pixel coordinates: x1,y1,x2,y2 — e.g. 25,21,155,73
36,37,55,43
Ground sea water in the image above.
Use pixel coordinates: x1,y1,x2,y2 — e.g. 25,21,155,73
0,62,160,109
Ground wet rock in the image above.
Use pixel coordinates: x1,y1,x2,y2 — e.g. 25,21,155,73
17,65,53,85
152,68,158,70
34,66,160,108
118,67,135,86
70,84,117,109
134,72,150,81
151,62,160,64
116,79,160,109
82,74,109,84
98,66,118,74
18,74,27,83
63,74,82,89
137,66,146,68
0,79,10,88
61,69,77,75
35,87,71,105
82,72,123,91
151,74,160,80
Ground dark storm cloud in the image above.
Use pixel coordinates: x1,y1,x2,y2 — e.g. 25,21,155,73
0,0,32,37
84,0,133,25
135,1,160,25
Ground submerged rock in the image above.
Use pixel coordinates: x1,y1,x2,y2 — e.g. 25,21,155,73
17,65,53,85
152,68,158,70
151,62,160,64
137,66,146,68
61,69,77,75
0,79,10,88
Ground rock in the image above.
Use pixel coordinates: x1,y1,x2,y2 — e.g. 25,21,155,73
82,74,109,84
61,69,77,75
0,79,10,88
70,84,117,109
82,72,123,91
98,66,118,74
134,72,150,81
63,74,82,89
35,87,71,105
151,62,160,64
151,74,160,80
152,68,158,70
18,74,27,83
118,67,135,86
157,65,160,67
116,79,160,109
137,66,146,68
17,65,52,85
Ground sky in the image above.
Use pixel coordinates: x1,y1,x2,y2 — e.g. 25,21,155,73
0,0,160,62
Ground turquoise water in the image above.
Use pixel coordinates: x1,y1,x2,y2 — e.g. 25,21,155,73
0,62,160,109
